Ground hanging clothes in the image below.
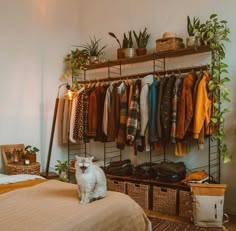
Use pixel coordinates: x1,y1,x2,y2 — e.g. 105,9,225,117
171,76,183,143
83,86,95,143
193,71,212,140
160,75,176,143
175,71,197,139
107,82,120,142
156,77,168,140
127,79,141,143
102,83,114,136
139,75,153,151
148,79,159,143
95,85,109,142
140,75,153,137
117,82,128,150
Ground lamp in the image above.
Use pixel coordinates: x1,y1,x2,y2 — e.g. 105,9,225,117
43,83,71,178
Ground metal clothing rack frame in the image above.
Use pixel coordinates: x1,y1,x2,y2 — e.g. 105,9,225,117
67,46,221,183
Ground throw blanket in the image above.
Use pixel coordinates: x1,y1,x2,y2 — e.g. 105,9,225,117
0,174,46,194
0,180,151,231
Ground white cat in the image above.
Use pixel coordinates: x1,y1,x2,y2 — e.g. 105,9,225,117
75,156,107,204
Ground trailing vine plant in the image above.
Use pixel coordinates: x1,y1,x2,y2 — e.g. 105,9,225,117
64,48,89,90
194,14,231,163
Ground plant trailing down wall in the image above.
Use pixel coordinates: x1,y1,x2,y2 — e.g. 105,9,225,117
194,14,231,163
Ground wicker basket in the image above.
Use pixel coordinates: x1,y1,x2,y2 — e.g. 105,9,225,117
5,162,40,175
153,186,177,215
126,182,149,209
107,179,126,193
179,190,193,218
156,37,185,52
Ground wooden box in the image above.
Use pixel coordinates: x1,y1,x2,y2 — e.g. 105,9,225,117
156,37,184,52
126,182,149,209
153,186,177,215
107,179,126,193
179,190,193,218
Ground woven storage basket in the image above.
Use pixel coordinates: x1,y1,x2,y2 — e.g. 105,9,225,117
156,37,184,52
179,190,193,218
153,186,177,215
5,162,40,175
107,179,126,193
126,182,149,209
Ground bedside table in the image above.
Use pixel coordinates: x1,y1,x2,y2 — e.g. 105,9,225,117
5,162,40,175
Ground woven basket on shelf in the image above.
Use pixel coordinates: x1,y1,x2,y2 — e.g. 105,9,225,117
156,37,185,52
5,162,40,175
179,190,193,218
107,179,126,193
126,182,149,209
153,186,177,215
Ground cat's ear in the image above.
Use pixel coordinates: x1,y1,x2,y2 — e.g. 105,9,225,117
75,156,81,161
89,156,94,162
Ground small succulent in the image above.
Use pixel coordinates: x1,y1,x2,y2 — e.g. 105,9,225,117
79,36,107,57
187,16,200,36
122,31,133,48
133,27,150,48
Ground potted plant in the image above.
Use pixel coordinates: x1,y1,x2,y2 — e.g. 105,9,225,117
25,145,39,163
194,14,231,163
108,31,134,59
108,32,125,59
186,16,200,47
133,27,150,56
123,31,134,58
55,160,69,182
79,36,107,64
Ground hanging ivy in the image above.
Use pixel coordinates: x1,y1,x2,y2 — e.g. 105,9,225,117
194,14,231,163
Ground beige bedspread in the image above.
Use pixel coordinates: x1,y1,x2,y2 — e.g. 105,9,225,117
0,180,151,231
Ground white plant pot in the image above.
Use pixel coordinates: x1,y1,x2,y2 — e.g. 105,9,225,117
186,36,195,48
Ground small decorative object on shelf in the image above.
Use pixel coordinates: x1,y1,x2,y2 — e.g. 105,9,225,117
123,31,135,58
78,36,107,64
108,31,135,59
156,32,185,52
186,16,200,48
25,145,39,163
108,32,125,59
133,27,150,56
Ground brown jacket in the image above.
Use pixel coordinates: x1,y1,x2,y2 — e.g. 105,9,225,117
176,71,196,139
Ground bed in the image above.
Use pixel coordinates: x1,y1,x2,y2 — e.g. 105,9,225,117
0,174,152,231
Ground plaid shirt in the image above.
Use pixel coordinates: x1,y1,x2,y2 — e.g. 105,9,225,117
116,82,128,149
127,79,141,143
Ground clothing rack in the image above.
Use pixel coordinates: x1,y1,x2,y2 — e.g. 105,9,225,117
67,46,220,184
76,64,208,84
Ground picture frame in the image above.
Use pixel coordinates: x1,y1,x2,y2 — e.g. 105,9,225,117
1,144,25,165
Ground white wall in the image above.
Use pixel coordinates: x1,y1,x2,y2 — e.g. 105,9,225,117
78,0,236,214
0,0,235,215
0,0,81,172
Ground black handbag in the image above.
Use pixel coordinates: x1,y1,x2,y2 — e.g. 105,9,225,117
152,161,186,182
106,159,133,176
133,162,157,179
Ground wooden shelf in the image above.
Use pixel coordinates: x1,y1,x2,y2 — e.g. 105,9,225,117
84,46,211,71
106,174,189,190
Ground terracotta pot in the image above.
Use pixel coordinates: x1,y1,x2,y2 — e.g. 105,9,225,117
136,48,147,56
27,153,36,163
117,48,125,59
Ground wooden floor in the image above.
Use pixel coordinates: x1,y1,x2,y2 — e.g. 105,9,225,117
145,210,236,231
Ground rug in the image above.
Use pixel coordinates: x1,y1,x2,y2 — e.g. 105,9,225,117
150,217,222,231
